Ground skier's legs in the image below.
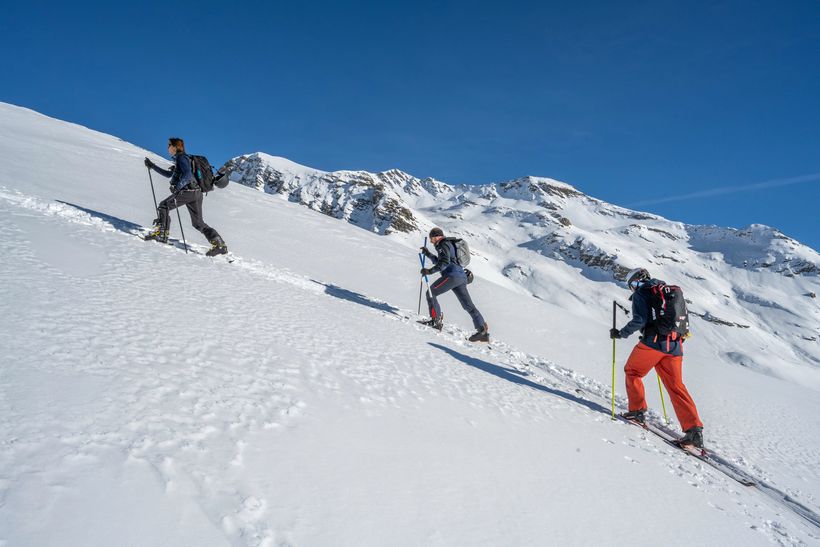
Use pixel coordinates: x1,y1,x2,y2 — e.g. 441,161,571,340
184,189,221,241
425,289,441,319
655,355,703,430
427,276,454,319
452,282,486,330
624,343,664,411
156,193,183,231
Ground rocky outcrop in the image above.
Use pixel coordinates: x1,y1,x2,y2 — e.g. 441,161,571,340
224,154,422,235
522,233,630,280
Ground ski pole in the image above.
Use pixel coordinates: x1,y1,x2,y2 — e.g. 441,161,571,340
611,300,617,419
611,300,630,419
418,239,431,314
147,167,159,216
417,267,424,315
615,301,630,316
417,236,427,315
657,374,670,424
172,192,188,254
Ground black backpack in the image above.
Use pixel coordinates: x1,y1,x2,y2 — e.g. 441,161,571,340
189,155,215,193
641,282,689,337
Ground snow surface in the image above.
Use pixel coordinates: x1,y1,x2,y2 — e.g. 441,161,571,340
1,102,819,546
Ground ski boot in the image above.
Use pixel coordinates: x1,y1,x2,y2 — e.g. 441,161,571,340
419,316,444,331
206,235,228,257
621,408,646,424
468,323,490,343
144,224,169,244
679,426,704,448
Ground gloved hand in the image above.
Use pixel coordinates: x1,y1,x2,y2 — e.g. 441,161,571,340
169,185,177,194
420,267,433,276
610,328,621,339
421,247,435,259
144,157,155,169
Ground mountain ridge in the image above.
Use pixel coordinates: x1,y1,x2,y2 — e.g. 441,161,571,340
223,152,820,281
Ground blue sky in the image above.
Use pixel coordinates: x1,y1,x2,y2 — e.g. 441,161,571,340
2,1,819,249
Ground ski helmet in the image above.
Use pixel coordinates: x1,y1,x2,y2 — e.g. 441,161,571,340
429,227,444,239
625,267,650,291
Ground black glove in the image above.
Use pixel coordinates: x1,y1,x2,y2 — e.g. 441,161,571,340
421,247,435,259
420,268,433,276
144,157,155,169
610,328,621,339
169,185,177,194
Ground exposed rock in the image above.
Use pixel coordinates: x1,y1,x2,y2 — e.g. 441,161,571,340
646,227,679,240
657,254,685,264
225,154,420,235
524,233,630,280
691,311,750,328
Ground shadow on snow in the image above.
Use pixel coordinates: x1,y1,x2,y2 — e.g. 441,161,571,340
428,342,610,416
58,201,145,233
58,201,191,252
319,283,402,316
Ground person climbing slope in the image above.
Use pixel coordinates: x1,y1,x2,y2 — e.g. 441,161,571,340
611,267,704,447
420,227,490,343
143,137,228,257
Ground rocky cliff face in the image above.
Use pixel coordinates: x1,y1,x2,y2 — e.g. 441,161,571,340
223,153,436,235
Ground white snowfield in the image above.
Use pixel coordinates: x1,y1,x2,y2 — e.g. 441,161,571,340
0,102,818,547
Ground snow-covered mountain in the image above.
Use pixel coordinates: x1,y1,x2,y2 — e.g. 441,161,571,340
224,153,447,235
227,152,819,277
2,103,820,546
227,152,820,389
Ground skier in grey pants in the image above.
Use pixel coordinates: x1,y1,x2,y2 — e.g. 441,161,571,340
144,137,227,257
421,227,489,342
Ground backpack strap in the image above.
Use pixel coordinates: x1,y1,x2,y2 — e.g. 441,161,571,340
447,240,460,266
436,239,459,267
641,283,661,335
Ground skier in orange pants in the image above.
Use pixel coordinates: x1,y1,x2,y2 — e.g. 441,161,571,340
611,268,704,447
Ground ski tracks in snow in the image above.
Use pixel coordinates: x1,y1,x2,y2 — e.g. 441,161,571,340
0,191,318,546
1,188,817,546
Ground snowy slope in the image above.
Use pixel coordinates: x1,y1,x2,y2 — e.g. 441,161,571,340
229,152,820,391
1,102,819,546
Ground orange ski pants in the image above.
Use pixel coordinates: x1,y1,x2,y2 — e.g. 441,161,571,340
625,342,703,431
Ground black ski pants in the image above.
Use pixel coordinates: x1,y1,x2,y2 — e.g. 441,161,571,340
157,186,221,242
426,275,486,330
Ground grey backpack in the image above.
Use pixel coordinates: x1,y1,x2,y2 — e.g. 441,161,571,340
445,237,471,266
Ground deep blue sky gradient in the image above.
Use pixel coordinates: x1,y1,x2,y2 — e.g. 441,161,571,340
2,0,819,249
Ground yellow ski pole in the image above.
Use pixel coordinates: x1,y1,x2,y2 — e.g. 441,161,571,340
657,374,669,424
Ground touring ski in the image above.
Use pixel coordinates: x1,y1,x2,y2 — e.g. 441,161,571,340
619,414,755,486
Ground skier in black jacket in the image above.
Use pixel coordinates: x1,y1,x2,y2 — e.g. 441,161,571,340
420,227,489,342
611,267,703,447
144,137,227,256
